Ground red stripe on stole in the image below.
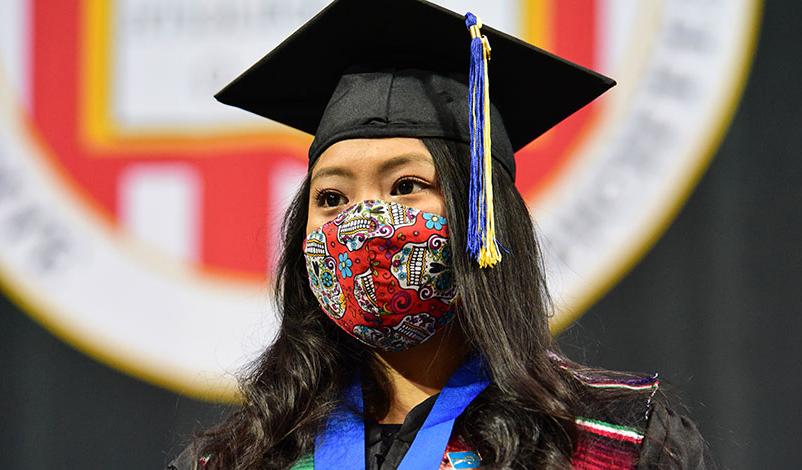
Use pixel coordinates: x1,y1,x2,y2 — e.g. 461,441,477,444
572,433,640,469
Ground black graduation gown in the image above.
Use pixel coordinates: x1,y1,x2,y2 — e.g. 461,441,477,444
363,393,716,470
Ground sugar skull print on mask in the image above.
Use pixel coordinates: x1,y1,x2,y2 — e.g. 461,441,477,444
303,199,456,352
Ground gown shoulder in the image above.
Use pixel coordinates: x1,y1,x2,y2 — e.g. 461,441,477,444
165,444,205,470
568,367,716,469
637,400,717,469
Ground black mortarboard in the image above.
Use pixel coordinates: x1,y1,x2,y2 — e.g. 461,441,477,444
214,0,614,178
215,0,615,268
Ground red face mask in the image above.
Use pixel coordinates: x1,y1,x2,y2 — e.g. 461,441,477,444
303,199,456,351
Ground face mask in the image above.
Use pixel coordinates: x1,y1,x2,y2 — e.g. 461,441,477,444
303,199,456,352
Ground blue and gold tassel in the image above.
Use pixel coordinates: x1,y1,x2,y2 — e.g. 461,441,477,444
465,13,501,268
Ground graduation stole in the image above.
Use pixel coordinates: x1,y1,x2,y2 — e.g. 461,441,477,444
311,354,489,470
289,373,659,470
189,369,657,469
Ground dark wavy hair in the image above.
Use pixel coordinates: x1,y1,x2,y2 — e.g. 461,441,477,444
189,138,639,469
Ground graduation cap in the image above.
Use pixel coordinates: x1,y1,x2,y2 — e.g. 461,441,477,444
215,0,615,268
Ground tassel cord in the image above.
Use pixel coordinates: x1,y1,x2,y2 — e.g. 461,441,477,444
465,13,501,268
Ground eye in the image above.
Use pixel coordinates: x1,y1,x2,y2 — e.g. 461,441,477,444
315,189,348,208
391,177,428,196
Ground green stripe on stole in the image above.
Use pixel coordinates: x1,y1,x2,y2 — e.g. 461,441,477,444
289,455,314,469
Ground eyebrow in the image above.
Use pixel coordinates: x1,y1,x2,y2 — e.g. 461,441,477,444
310,153,433,184
310,166,354,183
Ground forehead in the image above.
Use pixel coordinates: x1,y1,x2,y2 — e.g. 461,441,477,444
311,138,434,174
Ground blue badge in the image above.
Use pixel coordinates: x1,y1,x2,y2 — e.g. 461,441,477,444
447,450,481,469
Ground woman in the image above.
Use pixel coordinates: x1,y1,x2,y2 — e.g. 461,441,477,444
169,0,713,468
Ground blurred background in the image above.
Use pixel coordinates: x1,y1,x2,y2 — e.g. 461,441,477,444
1,0,799,468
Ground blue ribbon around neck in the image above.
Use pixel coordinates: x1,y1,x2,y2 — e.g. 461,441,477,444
314,354,490,469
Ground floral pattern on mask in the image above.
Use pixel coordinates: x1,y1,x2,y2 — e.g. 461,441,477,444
303,230,347,319
353,312,437,352
303,200,456,351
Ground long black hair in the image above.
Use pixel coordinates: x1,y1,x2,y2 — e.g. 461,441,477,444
191,138,627,469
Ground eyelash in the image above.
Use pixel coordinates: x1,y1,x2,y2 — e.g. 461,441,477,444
313,176,430,208
392,176,430,194
313,188,345,208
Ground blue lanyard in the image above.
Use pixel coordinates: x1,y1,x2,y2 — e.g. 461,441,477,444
314,354,490,469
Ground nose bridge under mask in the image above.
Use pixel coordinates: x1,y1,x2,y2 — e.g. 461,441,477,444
351,189,386,206
303,199,456,352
